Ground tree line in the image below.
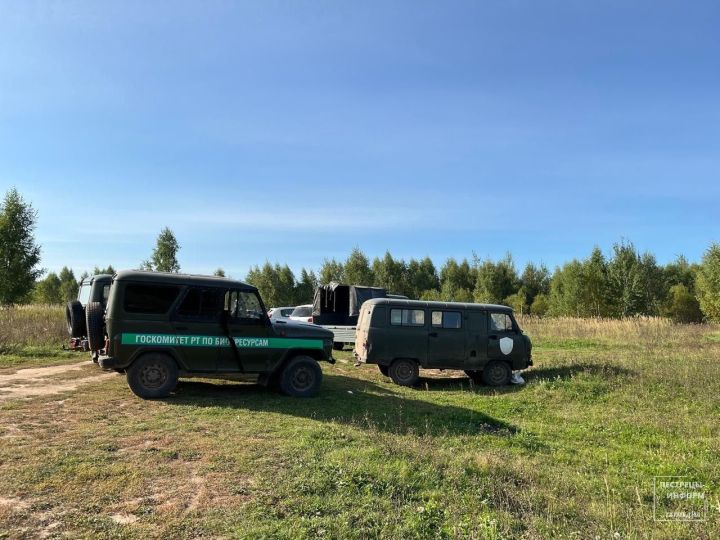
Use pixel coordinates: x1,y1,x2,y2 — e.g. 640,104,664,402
2,188,720,322
244,244,720,323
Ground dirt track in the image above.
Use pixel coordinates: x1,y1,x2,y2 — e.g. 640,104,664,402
0,361,114,402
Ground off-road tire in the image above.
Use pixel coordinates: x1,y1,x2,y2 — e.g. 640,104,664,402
378,365,389,377
85,301,105,352
464,369,483,384
332,342,344,351
388,359,419,386
279,355,322,397
482,360,512,386
126,353,178,399
66,301,86,338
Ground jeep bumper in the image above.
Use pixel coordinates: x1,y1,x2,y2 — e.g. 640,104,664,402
98,355,123,370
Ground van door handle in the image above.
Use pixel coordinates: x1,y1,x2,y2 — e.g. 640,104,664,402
429,332,438,338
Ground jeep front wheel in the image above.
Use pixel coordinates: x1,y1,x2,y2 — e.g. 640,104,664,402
388,359,419,386
279,355,322,397
126,354,179,399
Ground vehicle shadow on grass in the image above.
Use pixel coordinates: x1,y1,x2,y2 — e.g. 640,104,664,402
169,373,518,437
414,376,525,395
524,362,635,382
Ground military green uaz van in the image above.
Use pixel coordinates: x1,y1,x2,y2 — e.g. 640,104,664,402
99,271,335,399
353,298,532,386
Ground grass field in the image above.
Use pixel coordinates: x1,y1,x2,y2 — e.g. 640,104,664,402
0,307,718,538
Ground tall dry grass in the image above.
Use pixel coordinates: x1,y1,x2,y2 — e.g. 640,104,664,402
518,314,716,347
0,305,67,353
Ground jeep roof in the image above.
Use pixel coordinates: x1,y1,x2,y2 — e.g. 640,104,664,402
112,270,256,291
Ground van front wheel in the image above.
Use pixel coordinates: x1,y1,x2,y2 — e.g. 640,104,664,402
127,353,179,399
482,361,511,386
388,359,419,386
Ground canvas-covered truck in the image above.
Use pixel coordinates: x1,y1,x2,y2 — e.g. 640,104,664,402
353,298,533,386
312,283,390,350
97,270,335,399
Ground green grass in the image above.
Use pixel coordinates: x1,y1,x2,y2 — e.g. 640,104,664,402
0,317,719,538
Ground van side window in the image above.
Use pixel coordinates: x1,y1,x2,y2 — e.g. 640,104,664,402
124,284,180,314
432,311,462,329
489,313,513,331
177,288,225,319
390,308,425,327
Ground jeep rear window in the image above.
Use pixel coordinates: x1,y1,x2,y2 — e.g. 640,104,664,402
78,284,91,304
177,288,225,319
123,284,181,314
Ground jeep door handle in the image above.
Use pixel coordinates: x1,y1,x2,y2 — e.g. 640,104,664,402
429,332,438,338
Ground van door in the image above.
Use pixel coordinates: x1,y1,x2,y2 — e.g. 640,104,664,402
486,312,525,367
427,310,465,368
465,311,487,369
171,287,226,372
218,290,273,373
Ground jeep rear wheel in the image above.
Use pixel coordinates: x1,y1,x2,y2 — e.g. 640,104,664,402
127,354,178,399
279,355,322,397
66,301,85,338
85,301,105,352
482,361,511,386
388,359,419,387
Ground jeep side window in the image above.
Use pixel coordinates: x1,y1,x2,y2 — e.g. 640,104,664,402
225,290,265,325
177,287,225,319
124,284,181,314
489,313,513,332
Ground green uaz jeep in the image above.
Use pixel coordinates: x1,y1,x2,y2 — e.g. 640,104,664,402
99,271,335,399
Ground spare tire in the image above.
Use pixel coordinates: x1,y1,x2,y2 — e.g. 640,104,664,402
66,301,86,338
86,301,105,352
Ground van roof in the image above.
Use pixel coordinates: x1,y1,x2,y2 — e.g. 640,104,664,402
113,270,257,291
363,297,513,312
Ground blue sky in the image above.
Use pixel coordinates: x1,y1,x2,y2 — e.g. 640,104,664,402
1,1,718,279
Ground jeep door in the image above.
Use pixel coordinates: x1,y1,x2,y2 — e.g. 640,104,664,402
486,312,526,368
218,290,273,373
427,310,465,368
171,287,227,372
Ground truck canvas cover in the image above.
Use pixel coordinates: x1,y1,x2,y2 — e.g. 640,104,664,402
312,282,387,325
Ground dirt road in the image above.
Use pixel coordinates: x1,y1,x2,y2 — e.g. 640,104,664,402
0,361,115,402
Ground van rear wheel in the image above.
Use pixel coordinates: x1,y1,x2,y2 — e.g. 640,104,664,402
388,359,419,387
482,361,511,386
126,353,178,399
